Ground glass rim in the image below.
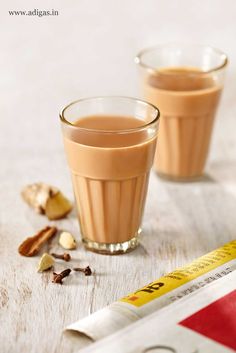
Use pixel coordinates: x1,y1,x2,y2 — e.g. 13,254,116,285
135,43,228,75
60,96,160,134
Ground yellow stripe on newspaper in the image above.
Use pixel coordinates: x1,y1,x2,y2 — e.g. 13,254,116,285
120,240,236,307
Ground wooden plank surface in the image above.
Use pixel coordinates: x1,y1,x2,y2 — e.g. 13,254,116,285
1,107,235,353
1,1,236,352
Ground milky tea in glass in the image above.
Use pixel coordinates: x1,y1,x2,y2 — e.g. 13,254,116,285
60,97,159,254
136,44,227,180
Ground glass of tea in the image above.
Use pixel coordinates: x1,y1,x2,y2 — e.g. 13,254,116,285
60,97,159,254
136,44,228,180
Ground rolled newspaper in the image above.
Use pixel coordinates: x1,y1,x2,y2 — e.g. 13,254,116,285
67,240,236,343
80,270,236,353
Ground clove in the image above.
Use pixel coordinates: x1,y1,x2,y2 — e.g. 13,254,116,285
51,252,71,262
52,269,71,284
73,266,92,276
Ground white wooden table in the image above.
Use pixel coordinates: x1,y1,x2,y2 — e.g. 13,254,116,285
1,1,236,352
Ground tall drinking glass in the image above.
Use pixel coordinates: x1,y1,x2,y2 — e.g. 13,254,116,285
60,97,159,254
136,44,228,180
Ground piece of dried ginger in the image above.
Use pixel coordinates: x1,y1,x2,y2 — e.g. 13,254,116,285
18,226,57,257
21,183,72,220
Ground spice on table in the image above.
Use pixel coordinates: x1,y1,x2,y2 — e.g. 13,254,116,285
18,226,57,257
51,252,71,262
52,269,71,284
59,231,77,250
37,253,54,272
21,182,72,220
73,266,92,276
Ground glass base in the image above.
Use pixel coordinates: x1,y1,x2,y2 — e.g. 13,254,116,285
82,236,139,255
156,171,204,182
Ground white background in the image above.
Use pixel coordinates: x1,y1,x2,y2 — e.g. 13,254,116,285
1,0,236,160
